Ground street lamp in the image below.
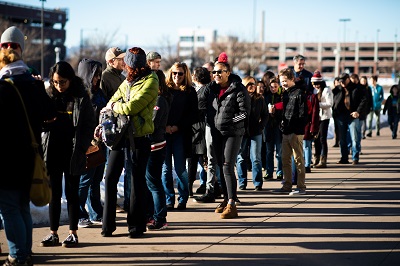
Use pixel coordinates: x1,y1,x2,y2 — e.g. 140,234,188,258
80,28,97,59
54,47,61,63
375,29,380,75
39,0,46,77
339,18,351,73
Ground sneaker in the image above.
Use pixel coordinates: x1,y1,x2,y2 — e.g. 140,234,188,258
116,204,125,213
336,159,350,164
147,220,168,230
90,218,103,225
289,188,306,195
254,186,262,191
176,203,186,210
78,218,93,228
238,185,246,190
62,234,78,248
146,218,155,226
271,187,292,194
193,193,215,203
352,160,359,165
263,173,273,181
40,233,59,247
215,200,228,213
195,184,206,194
276,173,283,180
3,255,29,266
233,196,241,205
220,203,238,219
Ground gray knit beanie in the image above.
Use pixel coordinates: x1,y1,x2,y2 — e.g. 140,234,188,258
1,26,25,52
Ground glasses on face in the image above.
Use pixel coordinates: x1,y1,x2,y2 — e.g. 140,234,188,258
212,70,228,75
246,83,256,87
172,72,184,76
52,79,68,86
0,42,20,49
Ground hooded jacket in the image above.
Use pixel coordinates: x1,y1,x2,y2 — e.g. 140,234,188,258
281,85,307,135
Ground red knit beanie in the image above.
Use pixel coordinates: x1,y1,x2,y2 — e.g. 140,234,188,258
311,70,323,82
217,52,228,63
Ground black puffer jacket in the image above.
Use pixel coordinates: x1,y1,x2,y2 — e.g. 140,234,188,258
281,85,307,135
211,75,251,136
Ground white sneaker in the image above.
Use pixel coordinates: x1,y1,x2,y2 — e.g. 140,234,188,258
289,189,306,195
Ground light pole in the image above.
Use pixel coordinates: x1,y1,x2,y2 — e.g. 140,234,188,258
54,47,61,63
80,28,97,60
374,29,380,75
339,18,351,73
39,0,46,77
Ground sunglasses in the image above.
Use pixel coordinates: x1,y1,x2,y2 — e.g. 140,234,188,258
51,79,68,86
172,72,184,76
212,70,228,75
0,42,20,49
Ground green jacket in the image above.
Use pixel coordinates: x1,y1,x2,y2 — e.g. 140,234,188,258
109,72,159,137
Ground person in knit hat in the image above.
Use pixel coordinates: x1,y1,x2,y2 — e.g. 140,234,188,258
100,47,159,238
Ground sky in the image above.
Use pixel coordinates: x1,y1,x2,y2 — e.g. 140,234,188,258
6,0,399,51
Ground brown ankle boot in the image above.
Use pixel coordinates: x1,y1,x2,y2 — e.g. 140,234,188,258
220,203,238,219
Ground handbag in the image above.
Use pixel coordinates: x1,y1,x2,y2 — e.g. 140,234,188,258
4,78,52,207
86,141,106,169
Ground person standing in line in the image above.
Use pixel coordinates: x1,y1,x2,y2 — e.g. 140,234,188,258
292,54,313,92
40,61,96,248
203,61,215,82
383,84,400,139
145,70,171,230
162,62,198,211
332,73,367,165
366,75,384,137
100,47,130,213
146,51,162,71
311,71,333,168
100,47,159,238
76,58,107,228
359,76,373,139
264,77,284,181
331,77,341,147
187,67,209,198
208,52,250,218
0,26,56,265
236,76,268,191
272,68,307,195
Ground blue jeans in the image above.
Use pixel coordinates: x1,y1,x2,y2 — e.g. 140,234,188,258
303,139,313,168
78,145,106,221
237,134,263,188
265,127,283,176
162,132,189,205
0,189,32,263
146,147,167,223
338,114,361,161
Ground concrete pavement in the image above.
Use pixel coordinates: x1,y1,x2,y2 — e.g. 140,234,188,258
1,126,399,265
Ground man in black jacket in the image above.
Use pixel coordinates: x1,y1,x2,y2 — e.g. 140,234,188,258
332,73,368,165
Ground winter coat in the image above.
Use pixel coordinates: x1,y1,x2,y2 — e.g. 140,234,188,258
192,85,207,155
304,92,320,140
110,71,159,137
100,66,125,100
247,93,268,137
383,94,400,116
0,69,56,191
211,76,251,136
264,88,283,142
332,82,368,119
369,84,384,111
280,85,307,135
42,77,96,176
150,93,171,150
318,86,333,121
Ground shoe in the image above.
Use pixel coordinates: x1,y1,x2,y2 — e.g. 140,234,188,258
272,187,292,194
194,193,215,203
276,173,283,180
128,228,145,238
352,160,359,165
90,218,103,225
289,188,306,195
239,185,246,190
3,255,30,266
366,132,372,137
62,234,78,248
233,196,241,205
166,204,174,210
263,173,273,181
101,231,112,237
40,233,59,247
305,167,311,173
195,184,206,194
336,159,350,164
362,135,366,139
147,220,168,230
116,204,125,213
254,186,262,191
377,132,380,136
215,200,228,213
78,218,93,228
176,203,186,210
220,203,238,219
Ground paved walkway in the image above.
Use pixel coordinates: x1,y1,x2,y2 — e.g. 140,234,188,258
1,127,400,265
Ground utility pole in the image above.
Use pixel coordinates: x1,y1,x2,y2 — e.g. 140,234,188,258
339,18,351,73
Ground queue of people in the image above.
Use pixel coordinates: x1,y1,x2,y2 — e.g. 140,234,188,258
0,25,398,266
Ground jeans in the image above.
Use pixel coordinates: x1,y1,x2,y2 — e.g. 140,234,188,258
213,130,242,200
78,145,106,221
314,119,329,157
338,114,361,161
265,126,283,176
145,147,167,223
236,134,263,188
281,133,305,190
303,139,313,168
162,132,189,205
205,125,221,193
0,189,32,263
367,109,381,134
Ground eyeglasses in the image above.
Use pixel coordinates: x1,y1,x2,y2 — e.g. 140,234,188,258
212,70,228,75
0,42,20,49
51,79,68,86
246,83,255,87
172,72,184,76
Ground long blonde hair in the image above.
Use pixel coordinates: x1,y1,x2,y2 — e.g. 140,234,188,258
165,62,192,92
